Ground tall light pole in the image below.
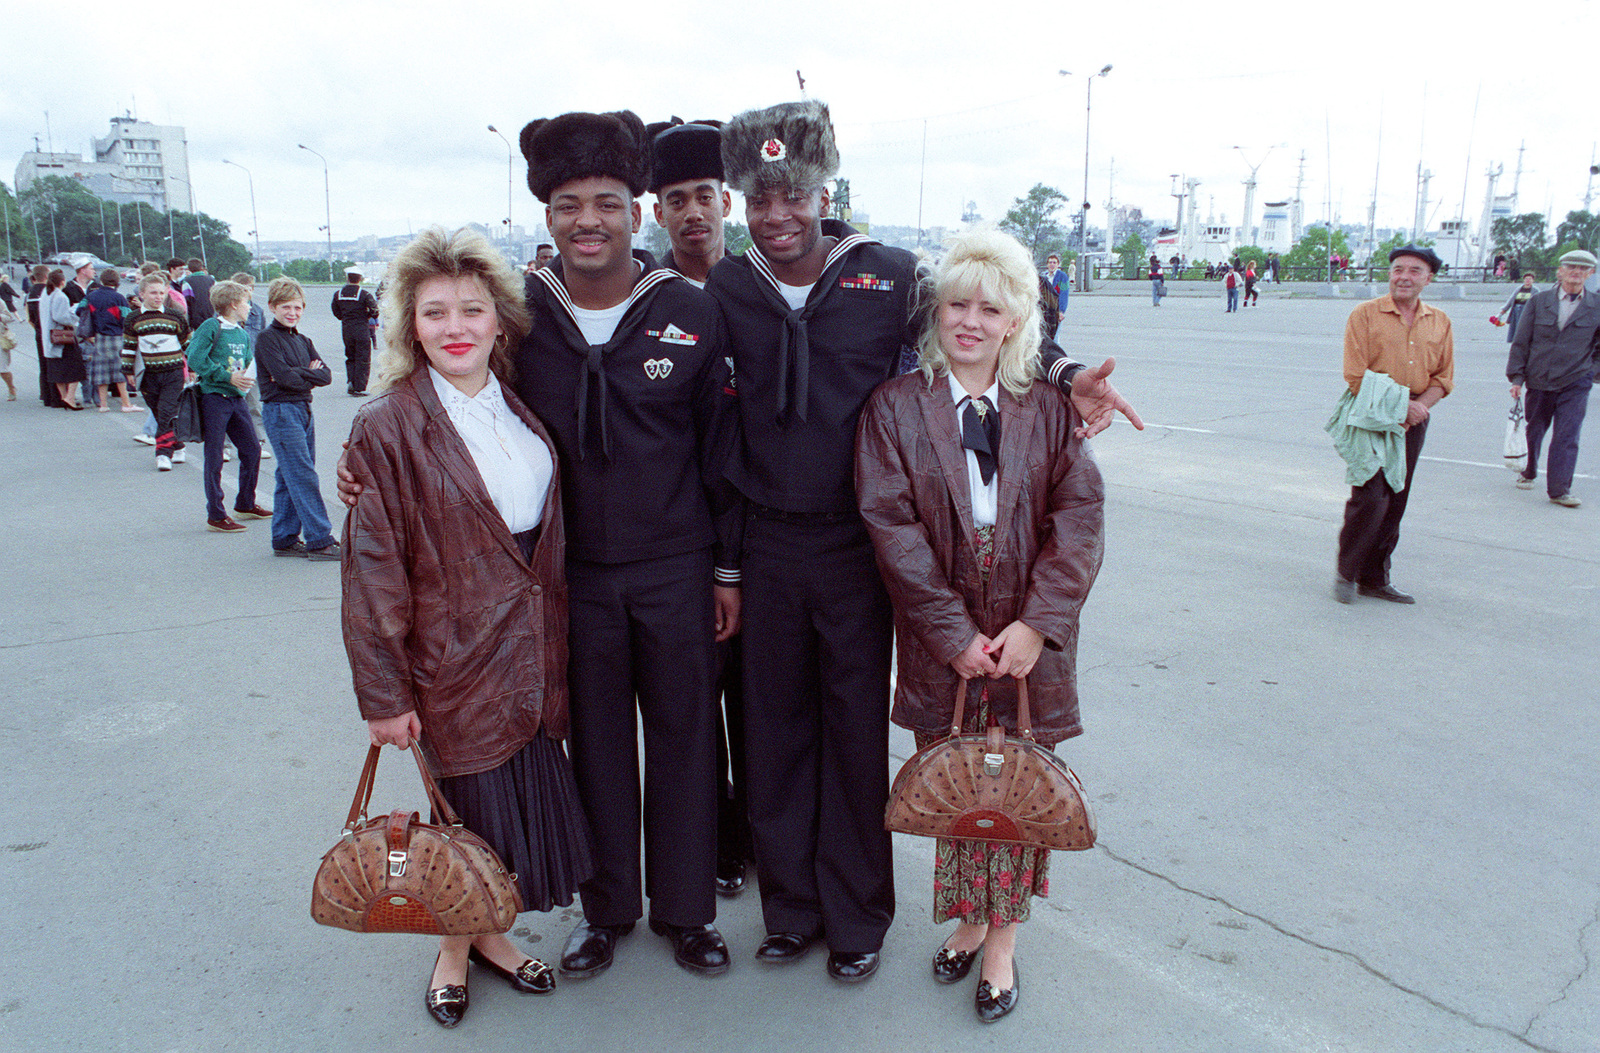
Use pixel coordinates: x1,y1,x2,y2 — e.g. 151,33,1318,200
1062,65,1112,290
487,125,514,252
299,144,333,281
223,158,262,280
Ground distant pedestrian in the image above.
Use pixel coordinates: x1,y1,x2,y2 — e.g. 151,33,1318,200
1223,267,1240,312
255,277,338,559
1149,259,1165,306
43,269,87,409
83,268,136,411
1042,253,1068,339
1506,249,1600,508
1268,253,1281,283
1243,262,1259,307
182,258,216,330
27,264,62,407
330,267,379,396
1496,274,1536,344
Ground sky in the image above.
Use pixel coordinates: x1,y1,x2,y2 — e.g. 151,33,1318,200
5,0,1596,252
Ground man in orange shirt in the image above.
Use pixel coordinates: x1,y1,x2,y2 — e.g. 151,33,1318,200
1335,245,1453,605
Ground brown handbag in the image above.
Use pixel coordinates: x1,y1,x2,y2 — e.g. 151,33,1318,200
310,744,524,935
49,327,77,346
885,678,1096,851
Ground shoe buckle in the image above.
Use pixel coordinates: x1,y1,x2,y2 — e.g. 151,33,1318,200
388,849,408,878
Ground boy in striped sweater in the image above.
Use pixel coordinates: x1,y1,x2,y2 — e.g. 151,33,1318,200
123,274,192,470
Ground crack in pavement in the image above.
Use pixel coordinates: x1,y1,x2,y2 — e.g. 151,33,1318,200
1522,891,1600,1040
1099,843,1573,1053
0,605,339,651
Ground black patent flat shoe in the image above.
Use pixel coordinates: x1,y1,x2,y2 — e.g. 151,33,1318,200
425,953,469,1028
469,945,556,994
975,961,1020,1023
932,940,979,984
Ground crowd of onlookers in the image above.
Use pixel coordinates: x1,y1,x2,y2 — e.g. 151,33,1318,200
0,254,341,559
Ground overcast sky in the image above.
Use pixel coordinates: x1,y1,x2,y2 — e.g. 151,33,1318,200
5,0,1594,251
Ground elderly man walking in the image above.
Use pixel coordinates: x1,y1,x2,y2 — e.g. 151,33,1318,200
1334,245,1454,605
1507,249,1600,508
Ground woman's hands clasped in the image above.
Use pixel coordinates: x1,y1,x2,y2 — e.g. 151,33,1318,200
953,621,1046,681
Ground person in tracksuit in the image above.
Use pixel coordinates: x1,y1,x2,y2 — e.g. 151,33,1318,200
706,100,1141,984
330,267,379,395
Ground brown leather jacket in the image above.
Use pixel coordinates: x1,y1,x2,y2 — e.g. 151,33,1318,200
855,372,1104,746
341,369,569,777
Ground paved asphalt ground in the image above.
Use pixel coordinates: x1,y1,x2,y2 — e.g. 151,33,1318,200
2,283,1595,1053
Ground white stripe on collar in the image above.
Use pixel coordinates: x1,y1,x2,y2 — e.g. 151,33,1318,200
532,260,680,331
745,230,879,296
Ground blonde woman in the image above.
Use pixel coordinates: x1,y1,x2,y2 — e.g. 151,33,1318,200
855,228,1105,1023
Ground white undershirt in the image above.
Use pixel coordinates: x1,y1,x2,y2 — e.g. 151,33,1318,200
571,301,627,345
776,280,813,312
948,372,1000,528
429,368,552,534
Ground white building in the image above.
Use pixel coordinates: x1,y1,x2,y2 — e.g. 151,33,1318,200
14,117,192,212
1259,201,1298,253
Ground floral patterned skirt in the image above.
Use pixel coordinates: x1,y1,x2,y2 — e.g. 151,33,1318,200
914,521,1050,926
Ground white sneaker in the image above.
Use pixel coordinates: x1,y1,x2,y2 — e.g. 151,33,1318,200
156,455,172,472
1551,493,1582,508
172,449,187,464
133,433,157,446
260,442,272,459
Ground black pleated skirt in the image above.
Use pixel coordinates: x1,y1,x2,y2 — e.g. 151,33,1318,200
437,735,595,914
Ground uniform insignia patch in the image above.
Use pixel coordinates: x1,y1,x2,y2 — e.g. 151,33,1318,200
646,323,699,347
761,138,786,162
840,273,895,292
644,358,674,380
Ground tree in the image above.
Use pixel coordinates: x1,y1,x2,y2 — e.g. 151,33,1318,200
638,217,670,261
283,258,357,282
1231,244,1268,270
1491,212,1547,261
724,221,751,257
17,175,251,273
1000,184,1068,265
1114,230,1147,275
1556,211,1600,254
1284,225,1353,275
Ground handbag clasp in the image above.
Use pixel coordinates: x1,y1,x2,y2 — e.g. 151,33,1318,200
984,753,1004,777
388,849,408,878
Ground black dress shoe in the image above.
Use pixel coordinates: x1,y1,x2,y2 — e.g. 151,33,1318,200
826,950,880,983
468,945,556,993
425,953,468,1029
1357,583,1415,604
975,961,1020,1023
1333,576,1356,604
755,932,813,963
559,919,634,978
715,856,746,897
648,919,731,976
932,941,979,984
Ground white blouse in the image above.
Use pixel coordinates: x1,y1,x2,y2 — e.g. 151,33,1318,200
428,368,553,534
948,372,1000,528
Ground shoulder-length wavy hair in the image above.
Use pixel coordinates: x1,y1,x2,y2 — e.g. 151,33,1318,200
914,228,1042,398
375,227,530,393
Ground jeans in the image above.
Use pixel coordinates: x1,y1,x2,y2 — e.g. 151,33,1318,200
1522,380,1592,498
201,392,260,520
1226,287,1240,312
261,401,334,550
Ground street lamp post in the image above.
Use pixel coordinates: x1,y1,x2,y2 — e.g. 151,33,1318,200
487,125,514,253
299,144,333,281
96,199,109,260
223,158,262,280
1061,65,1113,291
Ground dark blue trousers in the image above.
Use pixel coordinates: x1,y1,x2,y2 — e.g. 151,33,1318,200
1521,380,1592,498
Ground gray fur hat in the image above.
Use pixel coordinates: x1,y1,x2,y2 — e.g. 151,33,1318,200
519,110,650,203
721,100,839,196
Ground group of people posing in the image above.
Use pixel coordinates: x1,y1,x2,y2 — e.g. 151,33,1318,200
333,102,1141,1029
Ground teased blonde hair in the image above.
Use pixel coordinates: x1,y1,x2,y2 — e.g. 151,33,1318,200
915,228,1041,398
375,227,529,393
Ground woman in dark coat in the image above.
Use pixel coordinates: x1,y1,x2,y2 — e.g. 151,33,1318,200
341,227,592,1029
25,264,62,407
856,229,1105,1023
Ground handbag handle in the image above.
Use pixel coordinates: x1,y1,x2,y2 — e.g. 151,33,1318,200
949,676,1035,741
342,742,464,834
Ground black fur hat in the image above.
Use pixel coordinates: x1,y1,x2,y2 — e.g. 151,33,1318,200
721,100,839,196
519,110,650,203
647,119,725,193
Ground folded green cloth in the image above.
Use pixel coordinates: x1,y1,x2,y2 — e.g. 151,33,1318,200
1326,369,1408,491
